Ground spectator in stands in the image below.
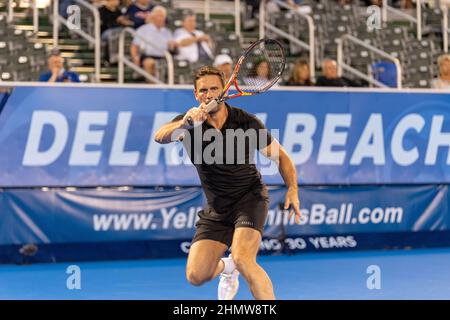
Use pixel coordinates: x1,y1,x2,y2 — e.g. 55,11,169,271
316,59,353,87
100,0,133,36
244,58,278,87
126,0,154,29
286,58,313,86
121,0,133,7
39,49,80,83
130,6,177,80
100,0,133,63
392,0,414,8
91,0,104,6
174,10,214,63
362,0,382,5
59,0,75,18
285,0,312,14
431,54,450,89
213,54,233,80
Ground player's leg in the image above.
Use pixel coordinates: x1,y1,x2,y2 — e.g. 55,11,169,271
231,227,275,299
187,208,235,287
186,240,228,286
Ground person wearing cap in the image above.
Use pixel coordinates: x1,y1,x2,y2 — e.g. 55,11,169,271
39,49,80,83
174,11,214,63
213,54,233,80
431,54,450,89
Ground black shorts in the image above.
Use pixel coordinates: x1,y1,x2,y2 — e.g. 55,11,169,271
140,55,163,66
191,186,269,248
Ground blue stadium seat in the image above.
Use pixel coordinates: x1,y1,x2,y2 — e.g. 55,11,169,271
371,61,398,88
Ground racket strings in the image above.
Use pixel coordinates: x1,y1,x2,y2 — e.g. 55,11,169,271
238,39,285,93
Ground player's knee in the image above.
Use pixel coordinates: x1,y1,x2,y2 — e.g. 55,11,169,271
232,254,255,273
186,268,208,286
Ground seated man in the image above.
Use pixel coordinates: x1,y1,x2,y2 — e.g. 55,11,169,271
130,6,177,81
174,11,214,63
39,49,80,83
316,59,355,87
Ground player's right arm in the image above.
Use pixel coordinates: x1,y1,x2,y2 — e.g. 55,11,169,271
154,106,207,144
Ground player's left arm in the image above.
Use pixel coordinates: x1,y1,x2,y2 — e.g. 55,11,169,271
260,139,301,223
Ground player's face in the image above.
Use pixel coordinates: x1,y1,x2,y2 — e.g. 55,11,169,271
194,75,223,110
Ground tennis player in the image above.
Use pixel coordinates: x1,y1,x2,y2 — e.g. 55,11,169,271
154,66,300,300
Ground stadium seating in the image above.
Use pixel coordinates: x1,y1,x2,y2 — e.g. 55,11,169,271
0,0,446,87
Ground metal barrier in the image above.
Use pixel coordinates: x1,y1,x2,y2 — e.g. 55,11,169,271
382,0,423,40
204,0,241,37
337,34,402,89
259,0,316,80
443,5,449,53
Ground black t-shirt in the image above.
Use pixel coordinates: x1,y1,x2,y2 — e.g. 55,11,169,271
99,6,121,34
171,104,273,214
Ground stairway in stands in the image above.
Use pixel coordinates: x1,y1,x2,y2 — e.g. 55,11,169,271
1,1,128,83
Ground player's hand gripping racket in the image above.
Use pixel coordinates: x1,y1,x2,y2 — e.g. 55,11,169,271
186,38,286,126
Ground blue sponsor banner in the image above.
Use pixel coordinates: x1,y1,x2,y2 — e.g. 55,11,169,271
0,185,448,245
0,86,450,187
0,184,449,262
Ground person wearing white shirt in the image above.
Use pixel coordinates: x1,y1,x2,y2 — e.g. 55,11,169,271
431,54,450,89
130,6,177,81
174,12,214,63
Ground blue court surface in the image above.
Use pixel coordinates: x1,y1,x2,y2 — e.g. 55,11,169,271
1,248,450,300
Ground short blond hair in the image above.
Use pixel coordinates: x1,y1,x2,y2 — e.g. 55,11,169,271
438,54,450,67
151,5,167,17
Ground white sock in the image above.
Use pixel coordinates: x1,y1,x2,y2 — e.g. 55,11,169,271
221,256,235,274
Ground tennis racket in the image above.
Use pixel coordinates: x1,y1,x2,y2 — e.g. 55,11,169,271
186,38,286,126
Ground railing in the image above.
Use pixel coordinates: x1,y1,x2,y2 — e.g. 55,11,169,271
33,0,39,34
204,0,210,21
53,0,101,82
204,0,241,37
52,0,59,47
118,27,174,85
259,0,315,80
337,34,402,89
7,0,13,22
6,0,44,34
443,5,449,53
382,0,422,40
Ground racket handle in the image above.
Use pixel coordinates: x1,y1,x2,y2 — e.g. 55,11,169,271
186,99,219,127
